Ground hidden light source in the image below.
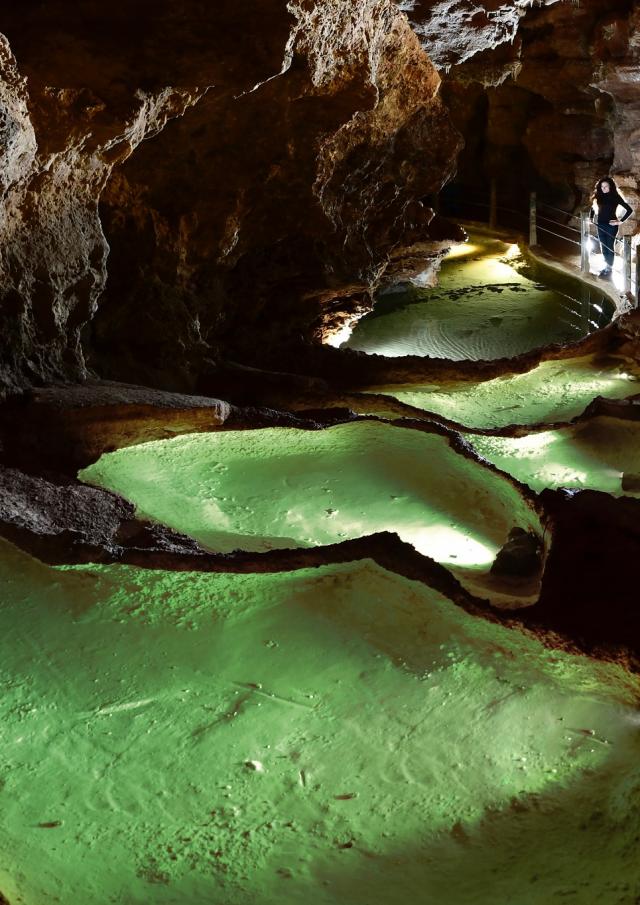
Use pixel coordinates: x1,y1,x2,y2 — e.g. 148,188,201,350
402,525,496,567
325,323,355,348
445,242,479,259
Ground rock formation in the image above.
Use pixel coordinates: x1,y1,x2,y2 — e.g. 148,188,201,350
412,0,639,219
0,1,638,394
0,0,464,395
3,9,640,897
0,3,639,666
397,0,561,70
0,9,207,395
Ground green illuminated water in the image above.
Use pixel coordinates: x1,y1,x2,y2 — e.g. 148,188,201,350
343,233,608,360
2,539,640,905
79,421,542,598
6,226,640,904
368,356,640,430
469,416,640,496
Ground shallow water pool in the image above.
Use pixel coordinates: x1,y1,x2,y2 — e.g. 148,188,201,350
343,232,611,361
2,540,640,905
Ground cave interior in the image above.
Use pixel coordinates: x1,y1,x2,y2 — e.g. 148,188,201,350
2,1,640,903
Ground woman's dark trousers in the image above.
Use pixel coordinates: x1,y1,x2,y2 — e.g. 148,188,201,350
597,223,618,267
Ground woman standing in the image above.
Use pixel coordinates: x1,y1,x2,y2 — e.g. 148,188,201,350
591,177,633,277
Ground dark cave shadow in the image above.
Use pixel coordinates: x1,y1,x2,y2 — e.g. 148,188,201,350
298,758,640,905
114,742,640,905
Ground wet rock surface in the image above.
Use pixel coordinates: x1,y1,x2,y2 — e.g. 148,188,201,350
1,352,640,665
432,0,640,220
0,1,638,398
0,380,346,472
0,1,465,396
2,4,640,902
490,528,543,579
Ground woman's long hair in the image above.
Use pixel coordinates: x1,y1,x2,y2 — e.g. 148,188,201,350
593,176,623,206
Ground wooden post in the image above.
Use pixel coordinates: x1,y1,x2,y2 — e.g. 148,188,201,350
623,236,632,293
529,192,537,246
580,212,590,273
489,178,497,230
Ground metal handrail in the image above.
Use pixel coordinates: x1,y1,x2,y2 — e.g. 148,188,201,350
539,200,579,217
441,183,639,307
494,205,527,218
536,224,582,247
536,212,581,235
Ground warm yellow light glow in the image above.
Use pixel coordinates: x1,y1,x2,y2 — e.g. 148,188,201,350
402,525,496,567
514,431,557,455
445,243,479,260
325,323,355,348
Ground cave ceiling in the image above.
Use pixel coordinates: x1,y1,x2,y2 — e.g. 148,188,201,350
0,1,636,393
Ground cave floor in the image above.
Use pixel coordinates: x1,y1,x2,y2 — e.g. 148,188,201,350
4,235,640,903
2,540,640,905
468,415,640,497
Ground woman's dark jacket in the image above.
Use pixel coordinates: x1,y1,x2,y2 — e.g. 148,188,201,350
592,193,633,225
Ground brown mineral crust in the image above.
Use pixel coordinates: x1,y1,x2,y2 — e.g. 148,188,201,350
89,0,464,390
6,376,640,663
429,0,639,216
0,481,494,623
0,380,354,473
290,387,640,442
0,382,232,472
8,451,640,664
117,531,495,620
227,306,640,392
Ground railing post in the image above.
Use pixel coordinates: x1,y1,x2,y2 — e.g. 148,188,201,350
580,212,590,273
529,192,537,246
580,284,591,334
623,236,632,293
489,178,497,230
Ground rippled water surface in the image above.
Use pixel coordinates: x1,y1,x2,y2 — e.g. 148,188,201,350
368,356,640,430
344,232,610,360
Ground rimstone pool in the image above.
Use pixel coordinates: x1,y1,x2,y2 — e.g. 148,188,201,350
3,540,640,905
3,231,640,905
342,231,613,361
